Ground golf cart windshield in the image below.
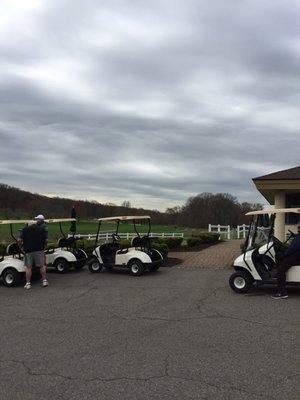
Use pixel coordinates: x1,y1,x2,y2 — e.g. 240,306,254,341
95,216,151,245
245,208,300,251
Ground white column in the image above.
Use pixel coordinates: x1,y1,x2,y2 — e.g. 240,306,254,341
274,191,286,241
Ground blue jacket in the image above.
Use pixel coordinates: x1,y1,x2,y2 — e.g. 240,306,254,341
285,233,300,257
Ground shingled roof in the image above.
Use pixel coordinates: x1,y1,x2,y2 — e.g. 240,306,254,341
253,166,300,181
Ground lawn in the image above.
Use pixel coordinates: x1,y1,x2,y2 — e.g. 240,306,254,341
0,220,190,242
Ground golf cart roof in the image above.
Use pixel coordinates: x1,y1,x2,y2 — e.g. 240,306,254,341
0,218,76,225
46,218,76,223
0,220,33,225
98,216,151,222
246,208,300,216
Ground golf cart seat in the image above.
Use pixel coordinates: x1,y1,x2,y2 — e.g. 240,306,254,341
131,236,150,249
131,236,143,247
58,237,76,248
6,243,21,257
100,242,120,263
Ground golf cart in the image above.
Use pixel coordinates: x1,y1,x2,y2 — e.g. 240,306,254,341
229,208,300,293
55,219,87,272
0,218,87,287
88,216,164,276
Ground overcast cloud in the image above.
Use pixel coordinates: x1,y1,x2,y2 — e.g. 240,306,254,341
1,0,300,210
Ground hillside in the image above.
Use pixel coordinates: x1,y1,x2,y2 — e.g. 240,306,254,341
0,183,260,227
0,183,163,223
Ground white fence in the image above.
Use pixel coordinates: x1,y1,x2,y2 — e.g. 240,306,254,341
208,224,231,240
237,224,249,239
70,232,184,241
210,224,271,240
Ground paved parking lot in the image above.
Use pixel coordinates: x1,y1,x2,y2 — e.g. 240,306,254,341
0,267,299,400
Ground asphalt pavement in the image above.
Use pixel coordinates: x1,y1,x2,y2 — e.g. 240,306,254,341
0,267,299,400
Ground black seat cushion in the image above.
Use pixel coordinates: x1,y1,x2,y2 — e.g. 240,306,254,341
58,237,75,248
6,243,21,256
132,236,150,248
131,237,143,247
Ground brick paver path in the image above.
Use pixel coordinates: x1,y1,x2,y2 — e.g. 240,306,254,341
168,240,243,269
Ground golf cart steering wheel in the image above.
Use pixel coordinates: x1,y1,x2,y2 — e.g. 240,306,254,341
111,233,121,241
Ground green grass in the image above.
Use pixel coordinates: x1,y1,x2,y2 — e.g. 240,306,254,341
0,220,190,242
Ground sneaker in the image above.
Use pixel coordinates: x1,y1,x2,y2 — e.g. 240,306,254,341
271,293,288,299
41,279,49,287
24,282,31,290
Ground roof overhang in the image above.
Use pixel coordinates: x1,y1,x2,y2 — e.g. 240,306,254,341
253,179,300,203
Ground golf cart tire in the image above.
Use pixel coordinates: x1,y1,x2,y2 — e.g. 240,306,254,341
229,270,254,294
54,258,70,274
148,264,160,273
2,268,20,287
129,259,145,277
88,257,102,273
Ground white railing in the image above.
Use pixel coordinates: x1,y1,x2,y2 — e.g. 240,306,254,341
69,232,184,241
237,224,249,239
208,224,231,240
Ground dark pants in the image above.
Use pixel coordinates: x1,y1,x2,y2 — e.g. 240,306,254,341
277,251,300,294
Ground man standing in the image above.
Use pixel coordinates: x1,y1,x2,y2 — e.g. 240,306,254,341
19,215,48,290
272,226,300,299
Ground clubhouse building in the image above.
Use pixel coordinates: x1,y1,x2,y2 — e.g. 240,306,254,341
253,165,300,241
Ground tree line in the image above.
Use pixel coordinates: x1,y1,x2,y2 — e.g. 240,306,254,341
0,184,261,228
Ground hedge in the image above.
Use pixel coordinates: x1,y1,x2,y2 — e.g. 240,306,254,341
186,233,220,247
191,232,220,243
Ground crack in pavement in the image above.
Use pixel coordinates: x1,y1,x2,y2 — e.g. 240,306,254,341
0,358,274,398
65,285,98,303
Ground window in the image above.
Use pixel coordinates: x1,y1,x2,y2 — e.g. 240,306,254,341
286,194,300,224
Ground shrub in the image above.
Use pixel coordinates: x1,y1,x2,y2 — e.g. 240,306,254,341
191,232,220,243
162,237,183,249
187,238,202,247
80,241,96,257
151,242,169,258
0,243,7,256
120,239,131,249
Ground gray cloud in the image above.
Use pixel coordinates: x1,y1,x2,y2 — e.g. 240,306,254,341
1,0,300,210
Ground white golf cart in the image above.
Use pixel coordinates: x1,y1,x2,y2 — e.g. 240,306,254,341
0,218,87,287
229,208,300,293
88,216,163,276
54,219,88,272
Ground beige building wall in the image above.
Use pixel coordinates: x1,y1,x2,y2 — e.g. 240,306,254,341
254,184,300,240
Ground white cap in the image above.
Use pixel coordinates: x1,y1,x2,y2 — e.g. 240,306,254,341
35,214,45,220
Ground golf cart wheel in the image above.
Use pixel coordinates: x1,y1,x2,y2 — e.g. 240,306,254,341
229,271,254,294
54,258,70,274
129,259,145,277
148,264,160,273
88,257,102,273
2,268,20,287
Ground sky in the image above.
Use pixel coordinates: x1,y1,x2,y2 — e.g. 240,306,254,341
1,0,300,211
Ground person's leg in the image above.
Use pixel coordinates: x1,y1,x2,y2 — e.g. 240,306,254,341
24,253,32,283
36,251,48,285
275,252,300,296
276,261,290,295
40,265,47,281
25,266,32,284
